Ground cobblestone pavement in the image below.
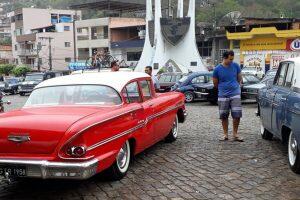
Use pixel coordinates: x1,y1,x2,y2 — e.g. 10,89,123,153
0,95,300,200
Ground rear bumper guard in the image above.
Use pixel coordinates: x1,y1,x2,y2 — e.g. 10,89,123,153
0,158,98,180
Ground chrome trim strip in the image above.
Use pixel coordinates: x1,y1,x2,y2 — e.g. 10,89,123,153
86,103,184,151
194,92,209,95
58,107,142,160
0,158,98,168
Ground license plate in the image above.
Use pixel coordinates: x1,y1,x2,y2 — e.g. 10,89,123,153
0,166,27,177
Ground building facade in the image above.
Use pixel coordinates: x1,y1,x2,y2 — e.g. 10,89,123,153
10,8,81,71
75,17,145,68
226,18,300,74
0,45,12,64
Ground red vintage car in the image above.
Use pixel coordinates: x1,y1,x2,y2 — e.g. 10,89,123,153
0,72,186,181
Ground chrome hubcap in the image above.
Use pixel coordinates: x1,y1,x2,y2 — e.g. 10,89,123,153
117,143,128,170
172,117,178,138
185,93,193,102
289,133,298,166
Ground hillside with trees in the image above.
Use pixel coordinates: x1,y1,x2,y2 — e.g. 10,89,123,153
1,0,300,21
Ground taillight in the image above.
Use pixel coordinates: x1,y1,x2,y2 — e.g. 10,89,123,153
67,146,86,157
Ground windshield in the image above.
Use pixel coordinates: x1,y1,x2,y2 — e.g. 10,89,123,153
25,85,122,107
178,75,188,83
25,74,44,81
243,67,257,71
244,75,260,83
6,79,18,84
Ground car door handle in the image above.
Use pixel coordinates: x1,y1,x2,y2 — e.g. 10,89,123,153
280,97,287,101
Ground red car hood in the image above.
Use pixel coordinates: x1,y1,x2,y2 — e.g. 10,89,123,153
0,106,118,155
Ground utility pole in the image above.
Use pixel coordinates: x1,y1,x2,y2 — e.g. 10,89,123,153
39,37,54,71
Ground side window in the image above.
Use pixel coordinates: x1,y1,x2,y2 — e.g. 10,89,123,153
122,82,142,104
140,80,152,101
275,63,288,86
285,63,294,88
191,76,205,84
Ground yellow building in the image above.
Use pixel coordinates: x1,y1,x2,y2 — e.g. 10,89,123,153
226,18,300,73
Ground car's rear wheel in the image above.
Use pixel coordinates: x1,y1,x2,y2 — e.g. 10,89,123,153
107,140,131,180
260,119,273,140
165,115,178,143
20,92,25,96
184,91,194,103
288,132,300,174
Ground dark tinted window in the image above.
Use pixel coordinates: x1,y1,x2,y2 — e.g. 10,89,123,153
191,76,205,84
275,62,288,86
285,62,294,88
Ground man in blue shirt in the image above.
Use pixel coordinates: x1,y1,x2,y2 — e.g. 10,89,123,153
213,50,243,142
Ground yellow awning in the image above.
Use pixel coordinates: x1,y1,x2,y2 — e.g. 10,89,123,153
227,27,300,40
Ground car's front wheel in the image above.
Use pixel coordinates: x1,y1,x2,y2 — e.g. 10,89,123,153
165,115,178,143
107,140,131,180
184,91,194,103
288,132,300,174
260,119,273,140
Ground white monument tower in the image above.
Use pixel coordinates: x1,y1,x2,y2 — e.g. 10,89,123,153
135,0,207,74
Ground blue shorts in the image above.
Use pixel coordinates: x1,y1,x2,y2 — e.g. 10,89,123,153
218,95,242,119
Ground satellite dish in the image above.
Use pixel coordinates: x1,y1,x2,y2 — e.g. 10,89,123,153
219,11,242,26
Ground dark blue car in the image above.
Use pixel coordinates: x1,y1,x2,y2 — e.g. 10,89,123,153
258,57,300,174
171,72,213,103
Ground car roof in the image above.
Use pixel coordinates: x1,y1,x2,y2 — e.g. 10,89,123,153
36,72,150,92
189,71,212,77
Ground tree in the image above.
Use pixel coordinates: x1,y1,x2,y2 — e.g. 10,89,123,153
12,65,32,77
0,64,15,76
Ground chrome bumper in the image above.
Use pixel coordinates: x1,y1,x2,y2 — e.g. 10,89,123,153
0,159,98,180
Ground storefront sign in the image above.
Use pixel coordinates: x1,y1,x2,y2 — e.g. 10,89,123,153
270,54,286,69
244,54,265,74
240,37,287,51
287,38,300,51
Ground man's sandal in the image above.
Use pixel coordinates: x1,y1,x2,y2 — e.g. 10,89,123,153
219,136,229,141
233,137,244,142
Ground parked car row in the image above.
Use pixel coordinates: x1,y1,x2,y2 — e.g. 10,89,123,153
167,71,274,104
0,71,65,96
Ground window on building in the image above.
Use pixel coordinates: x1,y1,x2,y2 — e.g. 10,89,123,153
91,26,108,40
51,14,58,24
15,28,23,36
197,41,212,57
64,26,70,31
77,27,89,40
59,15,72,23
65,58,72,62
65,42,71,47
15,14,23,21
78,48,90,60
127,52,142,61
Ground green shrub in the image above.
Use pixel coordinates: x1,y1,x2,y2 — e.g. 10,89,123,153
12,65,32,77
0,64,16,76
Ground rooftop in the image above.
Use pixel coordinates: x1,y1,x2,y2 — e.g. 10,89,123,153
36,72,150,92
69,0,146,12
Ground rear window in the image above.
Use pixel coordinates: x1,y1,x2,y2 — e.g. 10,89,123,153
25,85,122,107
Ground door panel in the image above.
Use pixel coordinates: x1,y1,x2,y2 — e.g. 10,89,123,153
261,87,277,131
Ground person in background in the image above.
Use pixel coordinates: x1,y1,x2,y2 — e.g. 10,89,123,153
145,66,160,91
213,50,244,142
111,61,120,72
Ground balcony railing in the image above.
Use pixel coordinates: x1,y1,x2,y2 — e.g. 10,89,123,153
17,49,38,57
